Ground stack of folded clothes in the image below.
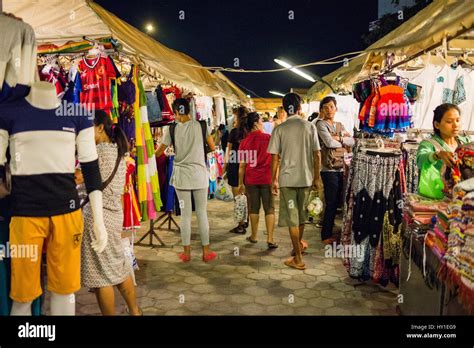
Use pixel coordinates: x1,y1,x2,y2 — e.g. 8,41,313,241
425,207,451,262
404,194,448,228
441,178,474,313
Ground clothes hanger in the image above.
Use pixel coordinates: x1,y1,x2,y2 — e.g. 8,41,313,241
383,70,398,81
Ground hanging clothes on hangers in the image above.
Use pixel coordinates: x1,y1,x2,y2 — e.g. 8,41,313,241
156,85,174,123
133,67,162,220
353,72,421,136
214,97,226,126
38,62,68,98
117,66,136,143
109,58,121,124
77,54,117,113
123,155,141,230
146,89,162,124
342,139,404,286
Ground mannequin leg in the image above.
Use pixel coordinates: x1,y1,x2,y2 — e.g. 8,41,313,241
117,277,141,315
95,287,116,315
50,292,75,316
10,301,33,316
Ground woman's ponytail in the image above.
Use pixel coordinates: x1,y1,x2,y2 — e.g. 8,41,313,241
112,125,129,158
246,112,260,132
94,110,129,157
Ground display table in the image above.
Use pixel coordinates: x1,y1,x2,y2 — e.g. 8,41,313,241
399,226,444,315
399,223,470,316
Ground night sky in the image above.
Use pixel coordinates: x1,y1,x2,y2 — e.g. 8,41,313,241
95,0,378,97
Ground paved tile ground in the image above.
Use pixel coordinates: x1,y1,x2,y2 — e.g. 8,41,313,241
48,198,399,316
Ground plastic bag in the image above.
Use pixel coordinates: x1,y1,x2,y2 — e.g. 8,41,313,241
418,161,444,200
307,190,323,218
121,237,139,286
216,179,234,202
234,194,248,224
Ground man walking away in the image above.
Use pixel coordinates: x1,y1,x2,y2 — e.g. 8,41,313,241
268,93,321,270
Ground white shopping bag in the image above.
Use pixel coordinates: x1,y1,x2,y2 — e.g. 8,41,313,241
307,190,323,219
234,194,248,224
216,176,234,202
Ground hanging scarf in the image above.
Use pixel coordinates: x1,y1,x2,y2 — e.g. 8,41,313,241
132,66,162,220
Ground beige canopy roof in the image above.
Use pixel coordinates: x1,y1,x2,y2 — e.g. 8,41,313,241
252,98,282,114
307,0,474,100
4,0,250,104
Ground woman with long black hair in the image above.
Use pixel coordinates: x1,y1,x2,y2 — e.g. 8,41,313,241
80,110,141,316
223,106,249,234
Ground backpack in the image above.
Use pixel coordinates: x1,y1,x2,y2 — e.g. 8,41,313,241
316,119,347,170
169,120,211,163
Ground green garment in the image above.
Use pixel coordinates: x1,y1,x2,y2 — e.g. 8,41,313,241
416,134,471,171
416,133,471,196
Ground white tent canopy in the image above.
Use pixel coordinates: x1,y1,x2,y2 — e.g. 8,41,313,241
307,0,474,100
4,0,250,105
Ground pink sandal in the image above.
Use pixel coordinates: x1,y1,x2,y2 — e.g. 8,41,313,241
179,253,191,263
202,251,217,263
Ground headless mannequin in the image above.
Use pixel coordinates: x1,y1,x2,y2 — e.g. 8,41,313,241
25,81,61,109
10,82,107,316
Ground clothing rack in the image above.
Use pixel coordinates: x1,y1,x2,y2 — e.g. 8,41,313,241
155,212,180,232
135,211,180,248
135,219,166,247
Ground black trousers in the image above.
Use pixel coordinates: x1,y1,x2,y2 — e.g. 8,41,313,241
321,171,344,241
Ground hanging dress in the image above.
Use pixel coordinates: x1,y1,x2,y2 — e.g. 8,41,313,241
123,156,141,230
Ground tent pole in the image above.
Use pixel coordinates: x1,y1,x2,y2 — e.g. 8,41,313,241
442,36,448,60
388,24,474,71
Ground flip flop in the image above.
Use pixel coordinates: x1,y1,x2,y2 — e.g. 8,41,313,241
230,226,246,234
125,307,143,316
284,258,306,270
246,236,258,243
267,242,279,249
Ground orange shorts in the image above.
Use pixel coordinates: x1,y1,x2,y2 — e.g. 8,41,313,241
10,210,84,303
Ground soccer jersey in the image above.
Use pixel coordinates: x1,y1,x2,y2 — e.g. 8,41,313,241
78,55,116,111
0,98,102,217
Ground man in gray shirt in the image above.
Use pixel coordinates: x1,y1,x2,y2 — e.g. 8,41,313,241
315,96,351,245
268,93,321,270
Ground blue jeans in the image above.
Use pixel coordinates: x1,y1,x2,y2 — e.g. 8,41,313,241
321,171,343,241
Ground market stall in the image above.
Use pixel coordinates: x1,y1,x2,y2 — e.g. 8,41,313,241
0,0,250,316
305,0,474,314
4,0,249,222
307,0,474,130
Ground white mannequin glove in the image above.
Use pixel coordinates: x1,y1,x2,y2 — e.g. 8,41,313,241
88,190,107,253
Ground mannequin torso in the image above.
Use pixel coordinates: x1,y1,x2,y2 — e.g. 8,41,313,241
25,81,60,109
